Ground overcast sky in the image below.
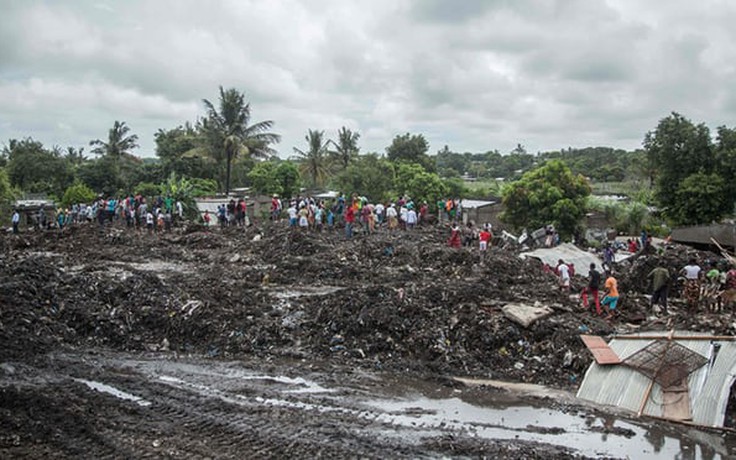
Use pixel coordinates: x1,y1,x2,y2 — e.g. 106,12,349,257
1,0,735,158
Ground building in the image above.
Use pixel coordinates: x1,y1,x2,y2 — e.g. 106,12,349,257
459,199,498,226
671,223,735,251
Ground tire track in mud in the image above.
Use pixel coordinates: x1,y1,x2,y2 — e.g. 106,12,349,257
0,382,145,459
2,354,591,459
132,377,414,459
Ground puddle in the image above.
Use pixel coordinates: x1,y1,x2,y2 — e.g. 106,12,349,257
74,378,151,407
110,356,734,458
364,396,653,458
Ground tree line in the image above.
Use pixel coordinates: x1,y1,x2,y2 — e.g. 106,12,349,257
0,83,733,234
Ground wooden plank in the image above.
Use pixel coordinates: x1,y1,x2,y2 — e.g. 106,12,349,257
580,335,622,365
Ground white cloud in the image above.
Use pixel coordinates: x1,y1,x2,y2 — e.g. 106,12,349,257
1,0,736,157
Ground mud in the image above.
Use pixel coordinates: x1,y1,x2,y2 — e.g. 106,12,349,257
1,223,734,458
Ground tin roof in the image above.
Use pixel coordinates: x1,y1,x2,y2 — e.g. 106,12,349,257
671,223,735,246
520,243,605,272
460,199,495,209
576,331,736,427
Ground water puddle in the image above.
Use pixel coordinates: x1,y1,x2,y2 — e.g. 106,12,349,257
74,378,151,407
109,356,734,458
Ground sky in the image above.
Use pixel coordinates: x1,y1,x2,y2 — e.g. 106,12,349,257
1,0,736,158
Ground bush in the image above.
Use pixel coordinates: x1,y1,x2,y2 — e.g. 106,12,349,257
62,181,96,207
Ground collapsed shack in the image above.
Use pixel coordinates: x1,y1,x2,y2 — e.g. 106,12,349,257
520,243,605,272
578,331,736,431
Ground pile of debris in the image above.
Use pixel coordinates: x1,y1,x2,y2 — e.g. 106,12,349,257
0,223,731,389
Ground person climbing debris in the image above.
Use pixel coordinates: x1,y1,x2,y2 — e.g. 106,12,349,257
582,263,601,315
601,271,619,319
648,265,670,313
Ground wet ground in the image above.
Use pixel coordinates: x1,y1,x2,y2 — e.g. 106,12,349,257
2,223,735,458
1,350,733,459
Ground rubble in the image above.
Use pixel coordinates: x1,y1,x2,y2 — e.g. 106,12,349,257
502,303,554,327
0,224,731,390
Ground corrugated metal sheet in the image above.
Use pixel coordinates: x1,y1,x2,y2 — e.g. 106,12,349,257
520,243,604,272
576,331,736,427
671,223,735,246
460,199,495,209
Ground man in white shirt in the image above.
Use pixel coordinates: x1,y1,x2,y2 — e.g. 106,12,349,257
374,202,385,226
12,209,20,234
406,208,417,230
287,204,298,227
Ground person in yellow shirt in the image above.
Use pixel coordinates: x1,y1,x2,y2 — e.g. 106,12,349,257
601,272,619,319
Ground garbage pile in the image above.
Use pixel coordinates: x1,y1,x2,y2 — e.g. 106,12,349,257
0,224,732,389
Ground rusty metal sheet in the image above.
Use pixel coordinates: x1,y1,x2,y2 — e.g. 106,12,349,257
580,335,622,365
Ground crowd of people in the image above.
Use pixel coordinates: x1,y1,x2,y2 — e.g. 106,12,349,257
10,191,736,318
11,195,185,235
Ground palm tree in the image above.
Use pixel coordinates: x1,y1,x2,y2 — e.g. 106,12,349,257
201,87,280,195
65,147,86,167
294,129,331,188
89,121,139,158
328,126,360,170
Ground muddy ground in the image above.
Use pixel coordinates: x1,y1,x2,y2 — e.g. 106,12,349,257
1,223,734,458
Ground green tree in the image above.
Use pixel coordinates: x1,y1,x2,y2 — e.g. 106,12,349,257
4,138,73,197
159,173,201,220
442,177,467,199
89,121,139,158
248,161,281,196
0,168,17,223
394,162,448,205
274,161,300,199
672,173,730,225
61,181,96,207
77,155,123,196
155,124,216,181
385,133,435,172
64,146,86,167
332,154,394,202
501,160,590,239
133,182,162,200
201,87,280,194
329,127,360,170
643,112,717,223
715,126,736,214
294,129,331,188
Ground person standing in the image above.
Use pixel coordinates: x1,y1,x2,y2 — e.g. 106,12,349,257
557,259,571,292
680,259,702,310
374,202,385,227
448,222,461,248
582,263,602,315
648,265,670,313
345,204,355,238
11,209,20,234
601,272,620,319
406,207,417,230
386,204,398,231
478,227,491,252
